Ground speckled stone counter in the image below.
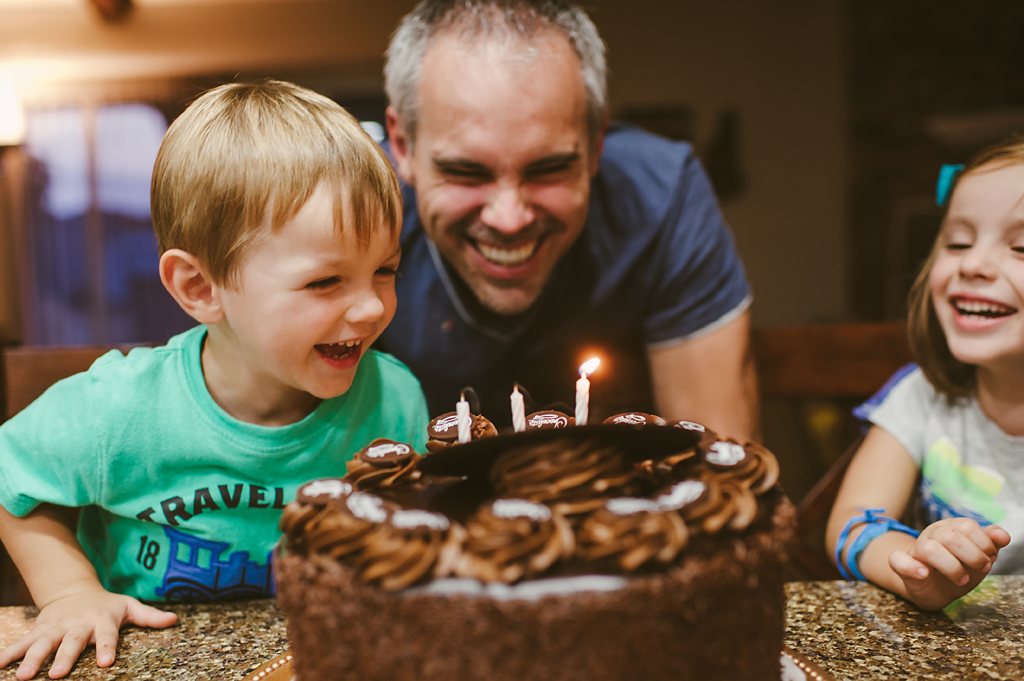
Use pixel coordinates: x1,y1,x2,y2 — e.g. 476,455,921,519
784,576,1024,680
1,577,1022,679
0,600,288,680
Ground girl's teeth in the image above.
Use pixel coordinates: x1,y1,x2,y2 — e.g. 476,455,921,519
953,300,1014,317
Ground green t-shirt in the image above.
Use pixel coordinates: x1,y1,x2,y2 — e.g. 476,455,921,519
0,325,428,601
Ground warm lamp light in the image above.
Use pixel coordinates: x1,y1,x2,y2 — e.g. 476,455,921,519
0,77,25,146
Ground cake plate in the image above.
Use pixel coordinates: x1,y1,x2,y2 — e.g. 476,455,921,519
241,648,835,681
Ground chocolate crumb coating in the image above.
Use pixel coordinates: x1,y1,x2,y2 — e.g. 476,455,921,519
425,411,498,451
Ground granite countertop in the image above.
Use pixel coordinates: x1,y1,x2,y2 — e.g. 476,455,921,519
0,601,288,680
0,577,1022,680
784,576,1024,680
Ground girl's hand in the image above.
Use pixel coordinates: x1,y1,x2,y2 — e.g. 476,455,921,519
0,583,177,679
888,518,1010,611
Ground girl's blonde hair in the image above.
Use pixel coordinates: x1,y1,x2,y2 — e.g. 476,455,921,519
908,135,1024,397
151,80,402,287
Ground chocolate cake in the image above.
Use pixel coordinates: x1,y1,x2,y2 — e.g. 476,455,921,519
276,418,796,681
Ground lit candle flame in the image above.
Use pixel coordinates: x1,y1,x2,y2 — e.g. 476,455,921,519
579,358,600,377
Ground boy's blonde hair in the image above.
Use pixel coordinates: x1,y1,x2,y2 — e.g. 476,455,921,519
908,135,1024,397
151,80,402,286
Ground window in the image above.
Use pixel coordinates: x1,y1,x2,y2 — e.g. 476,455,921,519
20,100,193,345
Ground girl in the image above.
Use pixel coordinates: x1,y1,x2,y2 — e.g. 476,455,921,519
827,138,1024,611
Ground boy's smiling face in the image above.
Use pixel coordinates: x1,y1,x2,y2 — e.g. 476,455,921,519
204,183,400,424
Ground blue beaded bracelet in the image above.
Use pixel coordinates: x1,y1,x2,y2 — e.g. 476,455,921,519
834,507,920,581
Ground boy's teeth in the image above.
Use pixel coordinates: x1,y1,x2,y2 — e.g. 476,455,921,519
477,241,538,267
319,341,360,359
953,300,1015,317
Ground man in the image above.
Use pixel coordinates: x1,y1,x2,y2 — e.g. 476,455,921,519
379,0,759,439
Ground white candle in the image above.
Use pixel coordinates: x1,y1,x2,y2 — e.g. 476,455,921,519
511,385,526,433
575,375,589,426
575,358,600,426
456,393,472,444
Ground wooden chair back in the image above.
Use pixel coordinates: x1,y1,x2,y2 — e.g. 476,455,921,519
0,345,126,606
752,321,913,579
1,346,121,420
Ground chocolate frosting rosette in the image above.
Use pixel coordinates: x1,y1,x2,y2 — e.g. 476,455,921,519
626,419,708,487
425,411,498,451
279,478,356,554
280,490,395,560
490,438,638,516
666,438,780,534
673,473,757,534
455,498,575,583
576,498,688,572
281,489,462,591
358,508,466,591
343,438,423,491
702,439,780,495
634,447,700,487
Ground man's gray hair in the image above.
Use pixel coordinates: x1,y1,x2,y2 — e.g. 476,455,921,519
385,0,607,148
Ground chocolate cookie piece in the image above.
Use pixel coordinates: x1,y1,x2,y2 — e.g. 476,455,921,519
296,478,353,505
524,411,574,430
428,412,462,444
670,420,720,450
603,412,667,426
357,439,415,467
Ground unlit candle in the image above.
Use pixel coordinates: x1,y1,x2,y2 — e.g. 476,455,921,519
456,394,472,444
511,385,526,433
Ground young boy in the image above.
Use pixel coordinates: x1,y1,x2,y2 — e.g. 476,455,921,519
0,80,428,679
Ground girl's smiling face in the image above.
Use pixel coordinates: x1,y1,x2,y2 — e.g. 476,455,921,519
205,182,400,424
930,163,1024,371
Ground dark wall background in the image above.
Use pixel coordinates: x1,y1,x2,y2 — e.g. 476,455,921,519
848,0,1024,320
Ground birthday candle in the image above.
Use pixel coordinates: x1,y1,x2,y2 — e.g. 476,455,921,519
575,358,600,426
511,385,526,433
456,393,472,444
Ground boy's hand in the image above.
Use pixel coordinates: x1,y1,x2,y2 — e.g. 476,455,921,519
888,518,1010,611
0,584,177,679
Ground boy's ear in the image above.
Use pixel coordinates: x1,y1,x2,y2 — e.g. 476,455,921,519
385,106,415,185
159,249,224,325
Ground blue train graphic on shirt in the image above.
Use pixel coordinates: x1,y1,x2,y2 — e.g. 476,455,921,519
154,526,274,601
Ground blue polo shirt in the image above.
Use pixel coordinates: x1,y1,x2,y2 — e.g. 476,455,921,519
379,124,750,427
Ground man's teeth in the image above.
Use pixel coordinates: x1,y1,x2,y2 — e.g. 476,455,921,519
953,300,1015,317
477,241,538,267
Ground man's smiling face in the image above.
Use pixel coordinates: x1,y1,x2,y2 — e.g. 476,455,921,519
388,31,603,316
